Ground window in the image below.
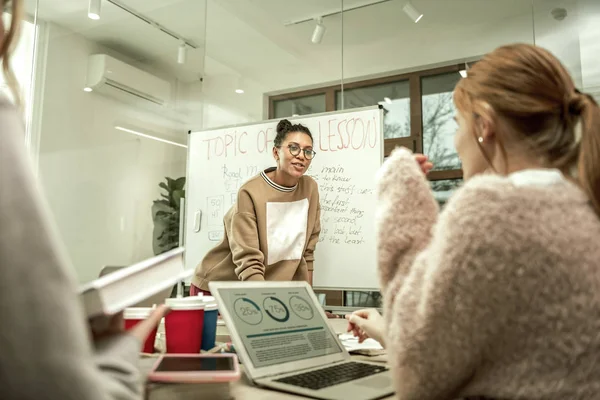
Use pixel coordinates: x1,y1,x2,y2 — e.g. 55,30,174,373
345,291,382,308
335,80,410,139
421,72,462,171
431,178,463,206
272,93,326,119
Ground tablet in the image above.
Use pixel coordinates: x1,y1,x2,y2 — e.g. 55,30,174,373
148,354,241,383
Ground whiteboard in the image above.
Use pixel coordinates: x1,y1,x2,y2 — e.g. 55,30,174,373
185,106,383,290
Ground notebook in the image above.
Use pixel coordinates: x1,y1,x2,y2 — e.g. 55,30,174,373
80,247,190,317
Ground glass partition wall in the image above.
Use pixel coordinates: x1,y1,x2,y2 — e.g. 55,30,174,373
25,1,595,307
268,0,591,308
30,0,207,284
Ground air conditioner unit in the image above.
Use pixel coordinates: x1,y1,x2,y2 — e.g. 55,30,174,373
85,54,171,106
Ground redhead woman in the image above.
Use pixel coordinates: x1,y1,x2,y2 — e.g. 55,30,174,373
348,44,600,399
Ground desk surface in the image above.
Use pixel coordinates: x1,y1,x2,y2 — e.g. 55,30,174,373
144,319,395,399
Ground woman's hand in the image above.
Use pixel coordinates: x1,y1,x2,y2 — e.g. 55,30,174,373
414,153,434,175
345,308,386,347
90,304,169,344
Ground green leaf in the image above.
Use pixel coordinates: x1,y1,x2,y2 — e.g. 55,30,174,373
173,190,184,207
152,176,186,255
152,202,173,213
166,177,176,190
174,177,186,190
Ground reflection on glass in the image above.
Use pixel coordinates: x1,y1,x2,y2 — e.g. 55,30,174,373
421,72,462,171
273,94,326,119
430,178,462,206
33,0,200,284
336,81,410,139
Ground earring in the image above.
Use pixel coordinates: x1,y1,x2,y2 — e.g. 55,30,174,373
478,137,484,143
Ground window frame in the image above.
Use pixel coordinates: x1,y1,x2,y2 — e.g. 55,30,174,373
268,63,465,181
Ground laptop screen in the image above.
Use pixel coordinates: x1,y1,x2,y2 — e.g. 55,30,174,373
217,286,344,368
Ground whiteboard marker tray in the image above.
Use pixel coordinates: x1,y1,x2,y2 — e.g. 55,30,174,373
79,247,191,317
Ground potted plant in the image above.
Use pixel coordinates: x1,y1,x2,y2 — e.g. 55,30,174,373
152,177,186,255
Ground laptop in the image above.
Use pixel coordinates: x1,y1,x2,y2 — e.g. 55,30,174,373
210,281,394,400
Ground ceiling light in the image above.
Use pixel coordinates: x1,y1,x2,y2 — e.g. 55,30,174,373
88,0,101,20
311,17,326,44
177,43,187,64
83,87,93,92
235,76,244,94
403,2,423,23
384,97,392,104
115,126,187,148
551,7,567,21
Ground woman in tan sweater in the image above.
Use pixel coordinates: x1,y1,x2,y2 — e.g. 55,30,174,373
348,44,600,399
191,119,321,294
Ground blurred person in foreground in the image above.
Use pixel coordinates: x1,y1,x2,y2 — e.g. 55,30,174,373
0,1,167,399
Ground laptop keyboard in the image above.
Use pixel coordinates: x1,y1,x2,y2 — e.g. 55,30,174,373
274,362,388,390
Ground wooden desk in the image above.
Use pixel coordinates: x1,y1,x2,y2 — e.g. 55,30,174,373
144,319,395,399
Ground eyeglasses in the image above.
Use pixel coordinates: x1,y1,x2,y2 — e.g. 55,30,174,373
281,144,316,160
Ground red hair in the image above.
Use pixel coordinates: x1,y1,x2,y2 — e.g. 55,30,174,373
454,44,600,215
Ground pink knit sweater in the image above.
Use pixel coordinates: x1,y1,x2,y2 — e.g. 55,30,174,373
377,148,600,400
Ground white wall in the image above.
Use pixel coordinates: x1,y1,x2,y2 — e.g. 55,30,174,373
533,0,583,88
36,23,188,283
578,0,600,98
200,71,266,129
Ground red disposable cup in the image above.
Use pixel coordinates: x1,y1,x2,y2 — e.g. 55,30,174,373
165,297,205,354
124,307,157,353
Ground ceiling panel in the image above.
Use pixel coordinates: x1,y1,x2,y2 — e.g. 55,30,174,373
31,0,585,90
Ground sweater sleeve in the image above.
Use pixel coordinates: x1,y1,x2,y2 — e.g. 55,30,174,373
376,147,439,304
377,149,513,400
0,102,143,400
230,189,266,281
303,189,321,272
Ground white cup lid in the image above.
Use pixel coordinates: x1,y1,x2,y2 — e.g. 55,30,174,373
200,296,218,311
124,307,153,319
165,296,205,310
